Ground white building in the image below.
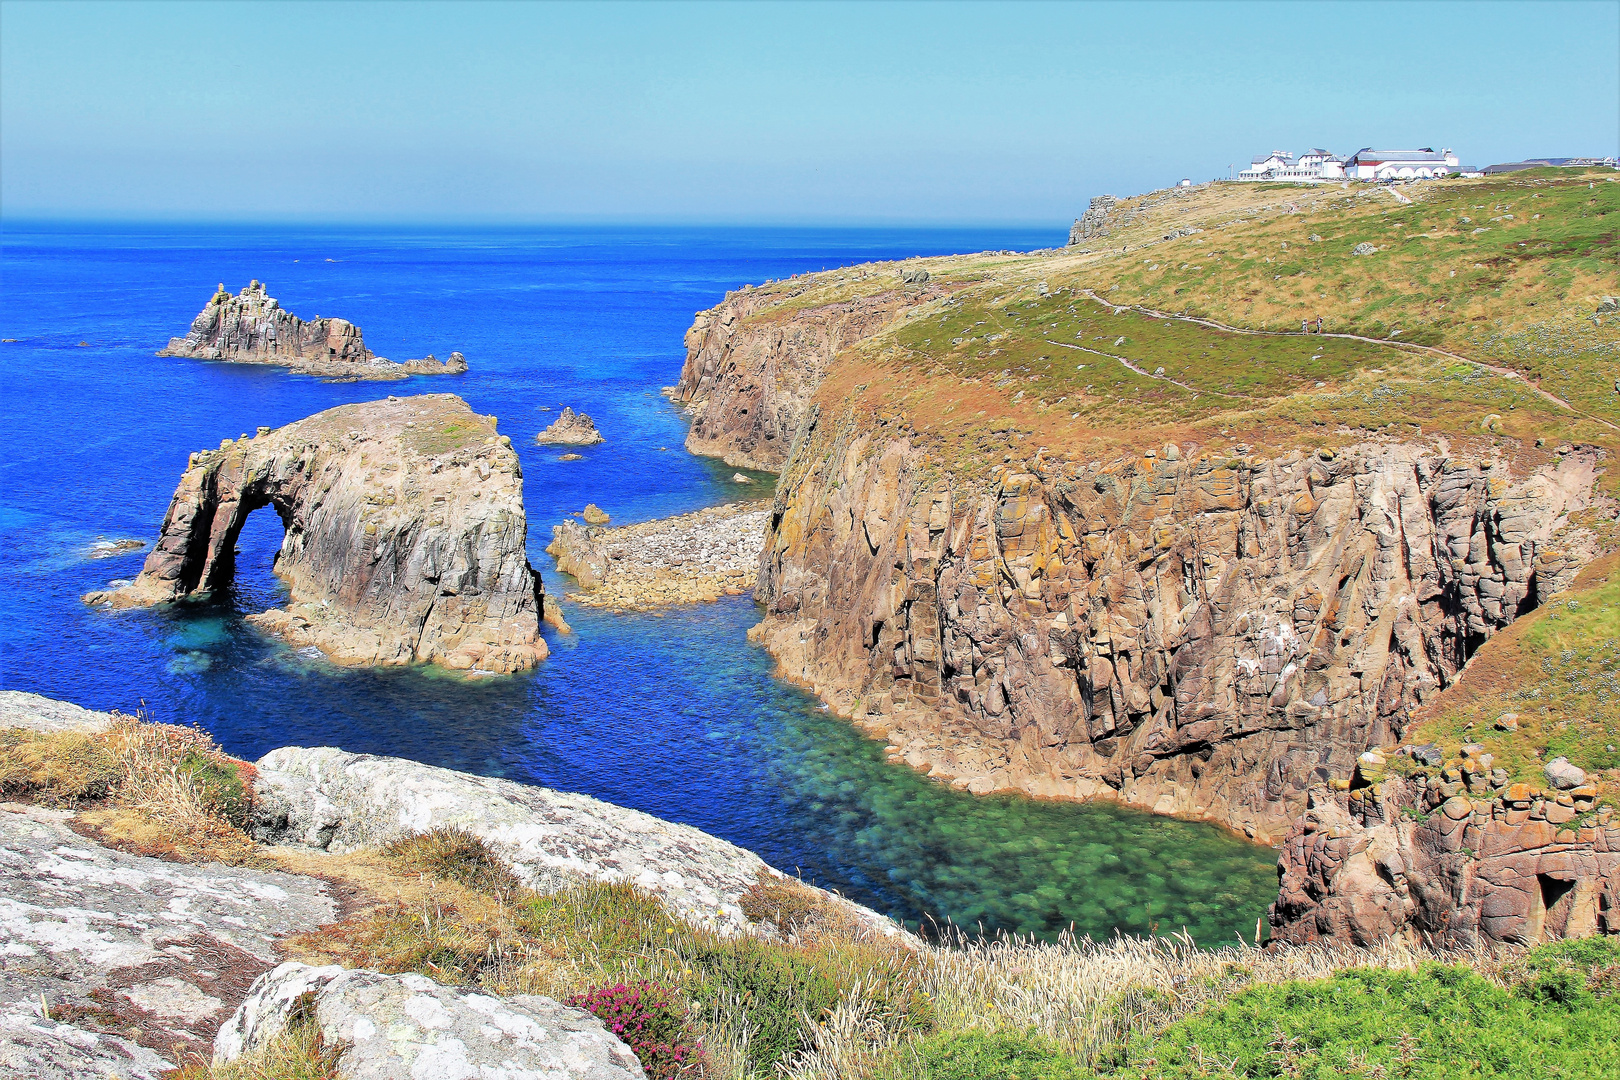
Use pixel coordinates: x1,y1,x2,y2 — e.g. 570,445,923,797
1237,147,1346,182
1344,148,1461,180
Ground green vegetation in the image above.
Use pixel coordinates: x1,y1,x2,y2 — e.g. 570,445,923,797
873,1030,1088,1080
1409,554,1620,797
1100,940,1620,1079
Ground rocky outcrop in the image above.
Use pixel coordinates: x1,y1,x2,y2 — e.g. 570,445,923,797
673,286,941,471
750,415,1602,842
84,395,549,673
1271,765,1617,946
1068,195,1129,245
536,406,605,445
547,500,770,609
0,803,337,1070
0,691,114,734
158,281,469,380
250,745,909,942
216,963,643,1079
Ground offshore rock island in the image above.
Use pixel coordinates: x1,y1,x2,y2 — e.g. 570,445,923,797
85,394,549,673
159,280,470,380
670,170,1619,944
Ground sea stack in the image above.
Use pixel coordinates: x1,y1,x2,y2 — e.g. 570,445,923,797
535,406,605,445
85,394,549,673
158,280,470,380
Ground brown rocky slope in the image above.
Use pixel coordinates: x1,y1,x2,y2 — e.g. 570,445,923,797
85,394,548,673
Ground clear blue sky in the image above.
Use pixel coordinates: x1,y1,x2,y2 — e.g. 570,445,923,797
2,0,1615,224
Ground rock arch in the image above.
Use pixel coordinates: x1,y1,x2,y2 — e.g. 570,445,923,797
87,394,548,674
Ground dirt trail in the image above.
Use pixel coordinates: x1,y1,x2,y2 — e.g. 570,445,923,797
1076,290,1615,431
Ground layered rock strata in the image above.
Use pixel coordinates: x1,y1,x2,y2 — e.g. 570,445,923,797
251,745,909,941
674,285,945,471
536,406,605,445
84,395,548,673
547,500,770,609
1271,762,1618,946
159,281,468,380
217,964,643,1079
750,416,1602,842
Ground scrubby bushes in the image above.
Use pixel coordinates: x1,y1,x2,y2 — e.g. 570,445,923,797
0,713,261,863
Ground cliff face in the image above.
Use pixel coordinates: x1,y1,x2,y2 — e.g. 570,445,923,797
85,394,547,674
674,284,940,471
159,281,469,380
749,413,1600,841
1271,772,1618,946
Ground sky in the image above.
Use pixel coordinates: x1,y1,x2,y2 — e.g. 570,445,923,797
2,0,1616,225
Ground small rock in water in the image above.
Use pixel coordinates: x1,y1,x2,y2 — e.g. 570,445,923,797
558,453,584,461
535,406,604,446
732,472,753,483
88,538,145,559
582,503,611,525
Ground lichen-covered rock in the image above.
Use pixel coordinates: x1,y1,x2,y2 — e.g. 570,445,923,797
0,1006,175,1080
251,745,908,941
749,417,1603,842
0,691,114,734
158,280,468,380
1270,775,1620,946
1545,757,1587,790
216,963,644,1079
536,406,605,445
83,395,549,673
0,805,336,1067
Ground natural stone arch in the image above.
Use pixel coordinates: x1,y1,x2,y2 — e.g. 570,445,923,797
87,394,548,674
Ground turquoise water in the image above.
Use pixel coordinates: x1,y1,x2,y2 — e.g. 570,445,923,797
0,223,1277,943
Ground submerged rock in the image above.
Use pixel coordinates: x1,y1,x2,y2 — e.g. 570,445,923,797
536,406,605,445
83,394,550,674
216,963,643,1079
158,281,468,380
86,538,144,560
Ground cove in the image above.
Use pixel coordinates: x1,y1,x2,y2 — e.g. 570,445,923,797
0,222,1277,943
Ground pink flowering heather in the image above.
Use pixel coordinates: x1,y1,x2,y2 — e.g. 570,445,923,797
567,980,706,1078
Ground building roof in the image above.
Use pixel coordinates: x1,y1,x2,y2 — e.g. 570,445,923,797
1350,148,1446,163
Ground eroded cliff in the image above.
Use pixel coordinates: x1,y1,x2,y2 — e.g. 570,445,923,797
674,277,947,470
85,394,548,673
751,414,1602,841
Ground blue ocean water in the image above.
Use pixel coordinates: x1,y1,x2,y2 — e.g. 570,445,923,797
0,223,1277,943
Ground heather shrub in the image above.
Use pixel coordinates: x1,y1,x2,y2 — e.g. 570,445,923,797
0,728,120,804
872,1029,1087,1080
381,825,520,894
567,980,704,1079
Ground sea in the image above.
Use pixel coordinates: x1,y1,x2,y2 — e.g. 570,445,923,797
0,222,1276,943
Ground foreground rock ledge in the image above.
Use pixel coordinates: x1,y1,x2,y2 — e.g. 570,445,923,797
253,744,907,941
159,280,469,380
84,395,549,673
217,964,644,1079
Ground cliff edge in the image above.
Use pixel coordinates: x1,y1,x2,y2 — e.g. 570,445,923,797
84,394,548,673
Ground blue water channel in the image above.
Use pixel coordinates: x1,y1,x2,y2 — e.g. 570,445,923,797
0,223,1276,942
